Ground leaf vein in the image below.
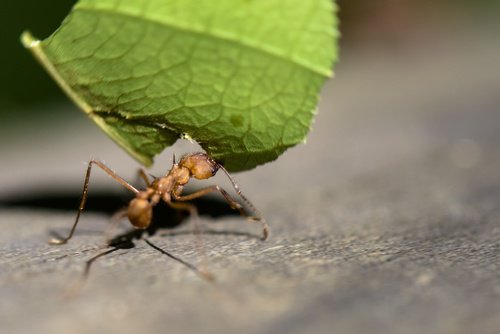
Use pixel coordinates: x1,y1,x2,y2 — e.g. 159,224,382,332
74,5,330,77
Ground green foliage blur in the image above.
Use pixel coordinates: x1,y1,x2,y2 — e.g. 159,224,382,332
0,1,77,117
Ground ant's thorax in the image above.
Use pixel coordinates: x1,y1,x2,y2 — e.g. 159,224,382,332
147,164,191,203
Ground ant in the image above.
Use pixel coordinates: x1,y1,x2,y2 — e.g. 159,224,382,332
49,152,269,246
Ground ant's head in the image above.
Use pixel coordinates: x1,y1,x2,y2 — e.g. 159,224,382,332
179,153,220,180
127,192,153,229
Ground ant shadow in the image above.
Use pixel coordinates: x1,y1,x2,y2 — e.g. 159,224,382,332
1,190,260,279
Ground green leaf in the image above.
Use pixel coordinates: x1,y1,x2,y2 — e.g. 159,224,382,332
22,0,338,171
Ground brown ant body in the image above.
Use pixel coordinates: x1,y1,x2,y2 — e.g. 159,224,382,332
50,152,268,246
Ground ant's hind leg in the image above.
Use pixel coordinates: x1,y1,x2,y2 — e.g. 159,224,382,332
49,160,139,245
173,186,269,240
143,238,213,281
65,246,124,297
166,201,213,279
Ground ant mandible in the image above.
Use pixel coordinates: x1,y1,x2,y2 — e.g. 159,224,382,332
49,152,269,245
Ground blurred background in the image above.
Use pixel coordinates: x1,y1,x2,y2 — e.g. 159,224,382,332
1,0,499,189
0,0,499,194
1,1,499,334
2,0,499,109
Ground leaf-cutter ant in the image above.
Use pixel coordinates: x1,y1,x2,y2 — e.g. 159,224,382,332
50,152,269,246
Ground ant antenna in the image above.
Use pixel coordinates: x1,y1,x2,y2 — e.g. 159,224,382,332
172,153,176,165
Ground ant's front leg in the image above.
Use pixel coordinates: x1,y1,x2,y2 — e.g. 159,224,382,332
49,160,139,245
173,186,269,240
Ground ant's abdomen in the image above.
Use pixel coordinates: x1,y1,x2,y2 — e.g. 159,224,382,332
128,198,152,229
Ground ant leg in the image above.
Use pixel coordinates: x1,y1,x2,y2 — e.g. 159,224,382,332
103,208,128,242
217,165,269,239
166,200,198,220
64,246,123,297
49,160,139,245
174,186,269,240
83,247,122,279
143,238,213,281
166,200,212,277
138,168,151,187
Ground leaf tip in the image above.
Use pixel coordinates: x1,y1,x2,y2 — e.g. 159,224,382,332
20,31,40,49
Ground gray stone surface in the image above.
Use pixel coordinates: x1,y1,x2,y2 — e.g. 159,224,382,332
1,25,499,334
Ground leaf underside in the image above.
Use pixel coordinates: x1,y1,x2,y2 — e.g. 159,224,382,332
24,0,338,171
